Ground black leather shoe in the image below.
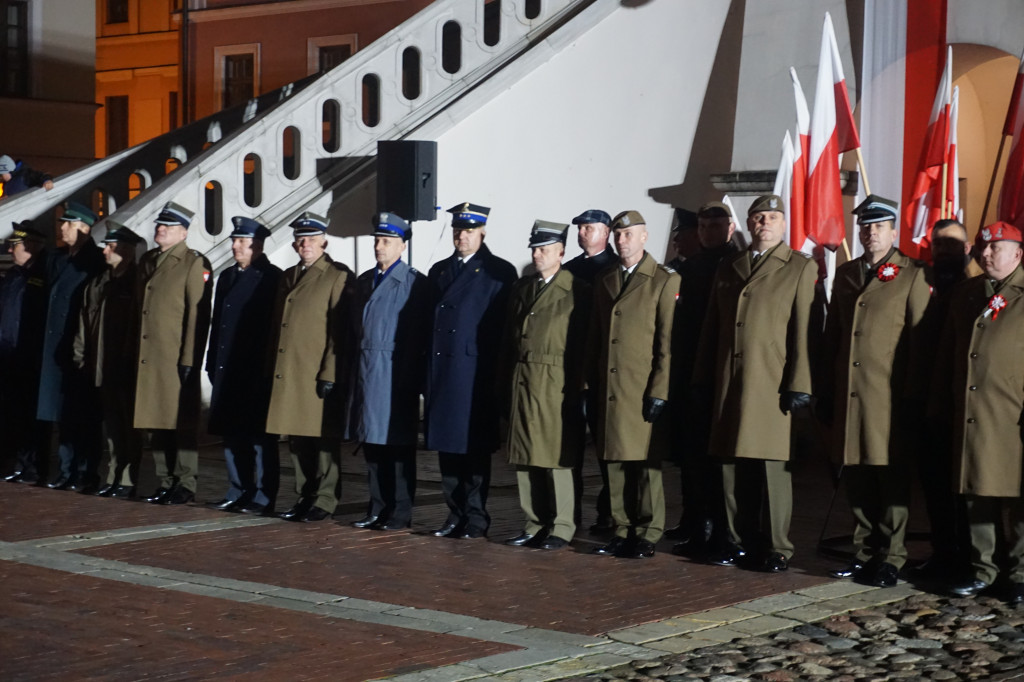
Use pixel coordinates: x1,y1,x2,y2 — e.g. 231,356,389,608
589,516,615,534
706,544,746,567
540,536,569,550
75,483,100,495
300,507,333,522
829,560,865,579
206,498,238,511
759,552,789,573
670,538,709,559
145,488,170,503
431,521,461,537
47,476,71,490
632,540,656,559
4,471,22,483
1008,582,1024,605
161,486,195,505
350,515,379,529
109,485,135,499
371,519,411,531
459,527,486,539
950,579,990,598
594,536,631,556
95,484,116,497
868,562,899,587
10,472,39,484
235,502,267,515
279,499,313,521
505,532,537,547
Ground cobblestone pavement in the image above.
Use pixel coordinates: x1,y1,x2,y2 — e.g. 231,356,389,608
3,434,1015,680
572,591,1024,682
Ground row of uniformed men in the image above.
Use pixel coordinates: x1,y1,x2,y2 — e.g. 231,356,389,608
3,190,1022,606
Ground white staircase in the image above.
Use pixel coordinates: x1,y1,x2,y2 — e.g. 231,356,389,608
0,0,607,273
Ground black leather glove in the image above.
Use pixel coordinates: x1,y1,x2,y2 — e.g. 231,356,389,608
177,365,191,384
642,397,666,423
316,380,334,399
779,391,811,415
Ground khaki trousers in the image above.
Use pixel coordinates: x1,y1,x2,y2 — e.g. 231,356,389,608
516,466,576,541
607,460,665,543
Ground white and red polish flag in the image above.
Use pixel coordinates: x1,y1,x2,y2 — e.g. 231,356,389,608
998,46,1024,228
905,45,952,247
788,67,812,253
945,86,960,221
775,130,795,241
806,13,855,251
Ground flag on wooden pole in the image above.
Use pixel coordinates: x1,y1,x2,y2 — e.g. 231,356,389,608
788,67,812,253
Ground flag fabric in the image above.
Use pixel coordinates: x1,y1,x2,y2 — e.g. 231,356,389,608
824,13,861,153
775,131,795,244
788,67,812,253
904,45,952,250
998,46,1024,228
805,13,848,251
945,86,960,221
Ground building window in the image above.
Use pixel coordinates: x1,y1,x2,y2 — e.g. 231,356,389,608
306,35,358,76
0,0,28,97
214,44,260,111
106,95,129,155
106,0,128,24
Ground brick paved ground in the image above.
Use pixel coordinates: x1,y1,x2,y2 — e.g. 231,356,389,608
0,426,935,680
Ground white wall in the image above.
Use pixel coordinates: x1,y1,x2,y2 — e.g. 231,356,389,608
268,0,731,276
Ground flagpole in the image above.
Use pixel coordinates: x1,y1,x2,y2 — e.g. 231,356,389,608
979,134,1009,231
940,159,949,220
854,148,872,196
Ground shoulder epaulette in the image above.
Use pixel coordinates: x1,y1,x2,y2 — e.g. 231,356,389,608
660,265,676,274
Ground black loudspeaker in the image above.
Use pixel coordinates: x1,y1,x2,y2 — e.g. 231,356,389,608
376,140,437,222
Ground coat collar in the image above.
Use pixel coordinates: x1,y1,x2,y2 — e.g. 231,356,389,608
440,243,492,296
601,251,655,301
530,268,573,310
852,248,908,294
732,242,791,282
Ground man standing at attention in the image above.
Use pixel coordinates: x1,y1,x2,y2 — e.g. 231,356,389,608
267,212,352,523
205,217,282,515
135,202,213,505
501,220,589,550
426,203,516,539
347,212,429,531
820,196,931,587
588,210,679,559
695,195,815,573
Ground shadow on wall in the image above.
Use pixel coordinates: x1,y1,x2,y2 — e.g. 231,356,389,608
644,0,746,263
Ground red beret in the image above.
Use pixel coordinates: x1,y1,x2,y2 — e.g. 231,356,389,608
975,221,1023,247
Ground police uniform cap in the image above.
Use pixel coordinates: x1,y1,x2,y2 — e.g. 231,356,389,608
290,211,329,237
372,212,411,241
447,202,490,228
853,194,899,225
102,224,144,245
8,221,46,244
748,194,785,216
697,201,732,220
610,210,646,230
0,155,15,174
229,216,271,241
976,221,1024,247
674,208,699,231
528,220,569,248
155,201,195,228
571,209,611,226
59,201,99,227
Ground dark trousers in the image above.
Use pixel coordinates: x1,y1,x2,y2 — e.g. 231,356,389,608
917,437,970,564
572,401,610,524
965,494,1024,584
438,451,491,532
363,443,416,526
150,428,199,493
290,435,340,514
12,421,50,482
101,385,142,487
223,433,279,508
846,461,912,569
54,418,103,486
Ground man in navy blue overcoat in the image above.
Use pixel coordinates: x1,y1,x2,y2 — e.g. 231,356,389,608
425,203,516,538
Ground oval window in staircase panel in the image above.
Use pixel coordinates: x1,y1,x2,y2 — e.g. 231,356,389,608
283,126,300,180
442,21,461,75
243,153,262,207
402,47,421,100
322,99,341,153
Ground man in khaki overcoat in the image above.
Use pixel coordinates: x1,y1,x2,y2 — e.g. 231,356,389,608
134,202,212,505
694,194,815,573
267,213,352,523
587,210,679,559
819,196,931,587
940,222,1024,605
500,221,589,551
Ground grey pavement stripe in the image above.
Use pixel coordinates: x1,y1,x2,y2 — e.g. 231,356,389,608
14,515,278,550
